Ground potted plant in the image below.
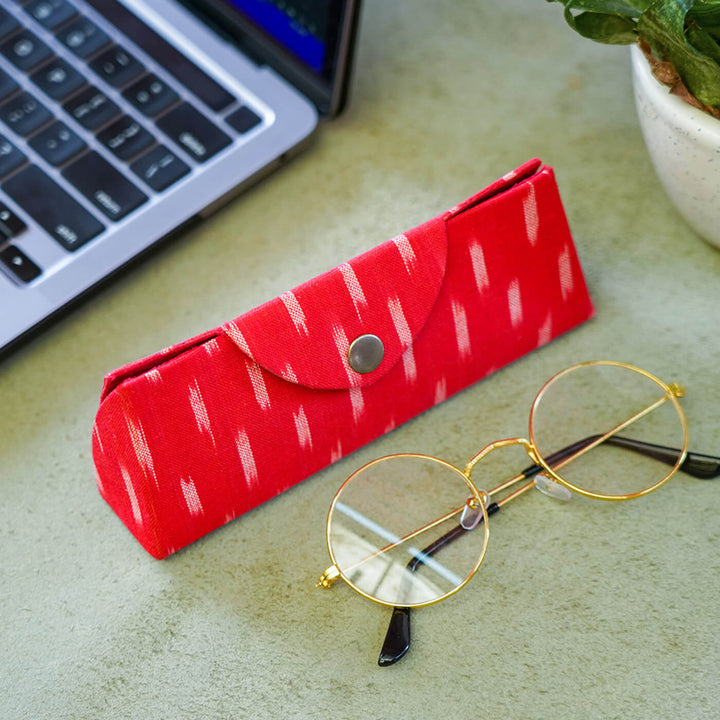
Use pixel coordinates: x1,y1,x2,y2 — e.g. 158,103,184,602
549,0,720,248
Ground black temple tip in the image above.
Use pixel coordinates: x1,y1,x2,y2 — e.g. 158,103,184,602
378,607,411,667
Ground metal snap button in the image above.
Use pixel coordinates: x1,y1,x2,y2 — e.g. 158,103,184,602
347,334,384,374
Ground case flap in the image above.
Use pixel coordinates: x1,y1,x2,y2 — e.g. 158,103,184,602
221,215,448,390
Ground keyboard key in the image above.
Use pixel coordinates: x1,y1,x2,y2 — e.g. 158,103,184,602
28,120,85,166
97,115,154,160
63,86,119,130
0,201,27,238
89,45,143,88
0,69,19,102
0,91,52,136
3,164,104,250
25,0,78,30
57,17,109,59
0,134,26,178
63,151,148,220
84,0,235,112
123,74,178,118
157,102,231,163
1,29,52,71
0,10,20,40
130,145,190,192
31,56,86,100
0,245,41,283
226,106,262,134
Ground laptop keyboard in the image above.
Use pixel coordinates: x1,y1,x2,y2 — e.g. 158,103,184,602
0,0,264,285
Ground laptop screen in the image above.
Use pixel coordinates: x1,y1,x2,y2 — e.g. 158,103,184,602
221,0,339,76
185,0,360,116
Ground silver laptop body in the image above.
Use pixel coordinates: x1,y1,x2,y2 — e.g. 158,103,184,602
0,0,361,356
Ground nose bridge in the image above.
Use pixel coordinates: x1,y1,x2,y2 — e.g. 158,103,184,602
464,437,536,478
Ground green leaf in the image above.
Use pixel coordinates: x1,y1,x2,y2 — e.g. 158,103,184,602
565,9,638,42
549,0,645,43
550,0,720,109
638,0,720,107
688,0,720,23
688,0,720,39
687,22,720,61
564,0,651,14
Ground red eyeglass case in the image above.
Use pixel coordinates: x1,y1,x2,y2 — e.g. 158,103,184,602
92,158,594,558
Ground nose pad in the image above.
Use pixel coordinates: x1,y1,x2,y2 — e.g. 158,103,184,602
459,491,488,530
534,473,572,501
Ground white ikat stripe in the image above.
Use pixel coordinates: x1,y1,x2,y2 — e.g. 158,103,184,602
294,405,313,449
280,291,309,335
522,184,539,246
339,263,367,321
180,477,204,516
282,363,298,383
330,440,343,464
434,377,448,405
121,465,142,525
245,359,271,410
537,312,553,347
388,296,412,345
92,422,104,454
146,368,162,384
333,324,360,386
558,246,575,301
189,379,215,446
468,241,490,293
402,347,417,383
236,428,258,488
225,322,252,354
125,414,158,488
451,301,472,359
392,234,417,274
388,296,416,382
507,279,523,328
350,386,365,422
204,338,220,356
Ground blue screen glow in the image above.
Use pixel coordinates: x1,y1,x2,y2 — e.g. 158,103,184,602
224,0,328,73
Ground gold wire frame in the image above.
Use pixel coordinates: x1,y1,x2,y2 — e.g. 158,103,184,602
323,454,490,608
320,360,690,608
528,360,689,501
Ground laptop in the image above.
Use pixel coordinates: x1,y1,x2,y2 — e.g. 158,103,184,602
0,0,361,357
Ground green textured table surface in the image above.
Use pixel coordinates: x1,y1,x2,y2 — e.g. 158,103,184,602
3,2,720,718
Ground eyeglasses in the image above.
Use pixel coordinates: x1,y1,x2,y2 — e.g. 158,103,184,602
316,360,720,665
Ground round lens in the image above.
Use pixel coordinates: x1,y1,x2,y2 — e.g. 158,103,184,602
326,454,489,607
529,361,688,499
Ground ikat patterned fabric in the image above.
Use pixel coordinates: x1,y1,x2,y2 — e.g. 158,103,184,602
92,159,594,558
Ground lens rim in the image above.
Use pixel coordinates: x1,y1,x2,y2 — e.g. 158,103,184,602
528,360,689,501
325,453,490,608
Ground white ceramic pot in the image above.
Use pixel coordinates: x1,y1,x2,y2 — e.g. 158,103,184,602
631,43,720,249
